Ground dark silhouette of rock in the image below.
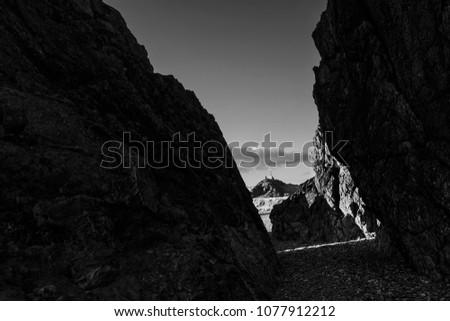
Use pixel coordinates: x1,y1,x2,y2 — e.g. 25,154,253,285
270,130,377,243
313,0,450,277
0,0,277,299
251,177,298,198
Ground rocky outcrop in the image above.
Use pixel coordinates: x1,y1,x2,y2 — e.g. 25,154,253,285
251,177,298,198
313,0,450,277
270,178,364,243
0,0,277,299
270,130,377,243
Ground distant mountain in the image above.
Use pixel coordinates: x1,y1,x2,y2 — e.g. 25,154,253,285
251,177,299,198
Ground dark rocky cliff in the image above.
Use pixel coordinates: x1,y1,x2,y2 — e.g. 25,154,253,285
0,0,277,299
313,0,450,277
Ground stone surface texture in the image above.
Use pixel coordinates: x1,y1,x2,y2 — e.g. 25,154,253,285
0,0,277,300
313,0,450,277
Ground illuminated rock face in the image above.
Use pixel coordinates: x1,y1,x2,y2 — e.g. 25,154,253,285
313,0,450,277
270,131,376,244
0,0,277,299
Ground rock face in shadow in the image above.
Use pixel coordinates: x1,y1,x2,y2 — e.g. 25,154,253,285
313,0,450,277
0,0,277,299
270,130,377,243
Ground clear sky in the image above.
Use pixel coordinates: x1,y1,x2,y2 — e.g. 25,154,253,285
104,0,327,187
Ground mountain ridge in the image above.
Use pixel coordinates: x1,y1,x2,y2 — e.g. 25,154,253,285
251,177,299,198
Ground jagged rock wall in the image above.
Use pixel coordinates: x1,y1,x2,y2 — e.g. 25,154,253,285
270,130,376,243
312,130,378,236
313,0,450,277
0,0,277,299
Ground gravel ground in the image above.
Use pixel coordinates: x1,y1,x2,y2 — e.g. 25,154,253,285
272,238,450,300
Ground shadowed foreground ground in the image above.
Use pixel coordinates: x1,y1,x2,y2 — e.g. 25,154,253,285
273,239,450,300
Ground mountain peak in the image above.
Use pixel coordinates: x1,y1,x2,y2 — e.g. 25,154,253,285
251,177,299,198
